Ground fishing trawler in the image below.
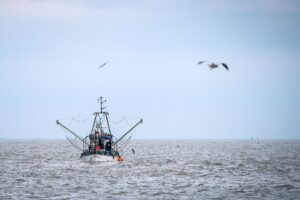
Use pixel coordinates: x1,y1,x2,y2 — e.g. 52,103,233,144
56,97,143,162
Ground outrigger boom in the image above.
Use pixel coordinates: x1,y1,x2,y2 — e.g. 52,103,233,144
56,120,89,146
113,119,143,146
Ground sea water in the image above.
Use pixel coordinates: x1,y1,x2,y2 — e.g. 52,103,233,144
0,139,299,199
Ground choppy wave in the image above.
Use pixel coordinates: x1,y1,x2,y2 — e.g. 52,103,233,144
0,139,299,199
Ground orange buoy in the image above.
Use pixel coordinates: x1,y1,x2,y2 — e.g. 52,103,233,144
116,156,124,162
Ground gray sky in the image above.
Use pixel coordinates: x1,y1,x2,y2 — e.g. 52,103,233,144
1,0,300,139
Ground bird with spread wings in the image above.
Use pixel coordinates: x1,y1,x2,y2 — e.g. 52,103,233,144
198,61,229,71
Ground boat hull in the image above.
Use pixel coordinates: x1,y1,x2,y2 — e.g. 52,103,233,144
81,154,115,162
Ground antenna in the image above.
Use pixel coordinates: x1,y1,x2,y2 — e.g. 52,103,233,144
97,97,107,113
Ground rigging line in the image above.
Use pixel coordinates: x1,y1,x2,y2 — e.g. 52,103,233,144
66,117,75,127
110,113,140,120
81,114,94,122
118,135,135,154
65,135,82,151
60,123,84,141
71,114,94,122
124,117,133,127
118,135,131,147
119,145,136,157
108,115,126,124
71,117,80,122
59,114,94,129
119,136,132,151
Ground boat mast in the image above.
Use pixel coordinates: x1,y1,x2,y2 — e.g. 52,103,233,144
99,97,106,114
97,97,112,135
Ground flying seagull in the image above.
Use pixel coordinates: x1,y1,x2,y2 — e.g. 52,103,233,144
198,61,229,71
198,61,207,65
98,62,108,69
